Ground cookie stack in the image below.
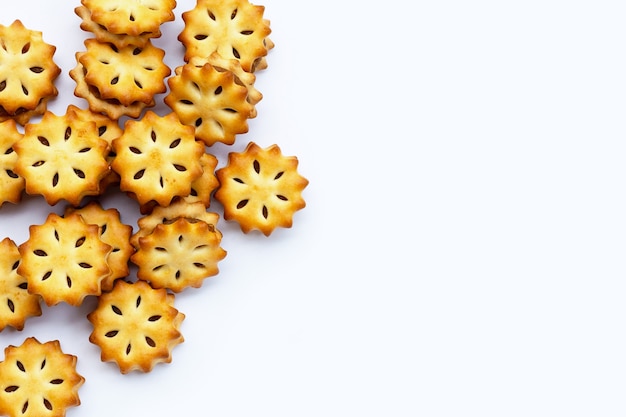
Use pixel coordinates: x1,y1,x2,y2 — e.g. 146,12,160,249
0,0,309,393
165,0,273,146
71,0,176,119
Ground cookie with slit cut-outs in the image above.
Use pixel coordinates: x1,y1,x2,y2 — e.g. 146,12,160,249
164,59,253,147
87,279,185,374
66,104,123,190
65,201,134,292
0,337,84,417
131,217,227,292
13,108,111,206
81,0,176,37
0,20,61,123
183,53,263,118
111,111,205,207
214,142,309,236
138,151,219,214
179,0,272,72
78,39,171,107
0,119,25,207
18,212,112,307
208,53,263,117
0,238,41,332
75,5,162,48
66,104,123,147
70,58,154,120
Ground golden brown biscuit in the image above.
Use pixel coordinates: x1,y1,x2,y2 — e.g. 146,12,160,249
87,279,185,374
13,108,111,206
164,59,253,146
70,58,154,120
214,142,309,236
81,0,176,37
111,111,205,207
137,151,219,214
0,20,61,123
66,104,123,190
0,120,25,207
178,0,272,72
0,337,84,417
65,202,135,292
131,217,227,292
130,199,222,249
78,39,171,107
0,238,42,331
75,5,161,48
66,104,123,148
186,53,263,118
18,212,112,307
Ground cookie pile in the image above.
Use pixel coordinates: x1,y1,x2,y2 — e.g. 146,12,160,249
0,20,61,125
0,0,308,415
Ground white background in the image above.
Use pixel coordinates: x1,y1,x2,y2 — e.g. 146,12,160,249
1,0,626,416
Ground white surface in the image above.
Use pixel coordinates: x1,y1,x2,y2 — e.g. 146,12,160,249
1,1,626,416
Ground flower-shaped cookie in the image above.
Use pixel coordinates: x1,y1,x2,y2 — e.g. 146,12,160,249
137,151,219,214
0,20,61,122
198,53,263,117
0,238,41,331
164,59,253,146
0,119,24,207
13,108,110,206
111,111,205,207
87,279,185,374
78,39,171,107
131,217,227,292
75,5,163,48
81,0,176,37
179,0,272,72
214,142,309,236
65,202,135,292
70,59,154,120
18,212,112,307
0,337,84,417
